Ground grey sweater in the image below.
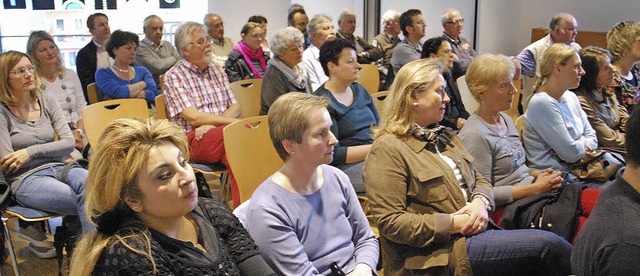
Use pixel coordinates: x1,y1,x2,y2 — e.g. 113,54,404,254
0,92,74,192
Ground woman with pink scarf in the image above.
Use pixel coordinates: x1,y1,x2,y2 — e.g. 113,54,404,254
225,22,270,83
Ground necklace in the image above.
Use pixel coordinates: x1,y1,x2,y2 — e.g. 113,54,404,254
111,64,130,73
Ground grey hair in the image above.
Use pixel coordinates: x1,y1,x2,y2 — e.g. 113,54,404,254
203,13,221,33
337,9,356,23
381,9,400,27
26,31,65,76
271,27,305,57
308,14,332,35
549,13,572,31
440,8,459,24
143,15,161,28
174,21,204,58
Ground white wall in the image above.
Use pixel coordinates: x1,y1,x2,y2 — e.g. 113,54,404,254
476,0,521,55
207,0,290,44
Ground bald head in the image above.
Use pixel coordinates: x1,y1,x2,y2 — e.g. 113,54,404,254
549,13,578,45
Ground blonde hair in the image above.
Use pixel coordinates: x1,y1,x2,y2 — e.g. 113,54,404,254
267,92,329,161
0,51,40,106
70,118,189,276
374,58,447,139
607,21,640,61
466,54,515,102
532,43,577,93
26,31,65,78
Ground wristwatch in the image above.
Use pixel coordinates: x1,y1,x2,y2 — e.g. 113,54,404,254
473,195,492,212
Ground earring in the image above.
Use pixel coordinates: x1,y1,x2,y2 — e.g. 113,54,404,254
132,206,142,212
413,102,418,106
291,151,295,155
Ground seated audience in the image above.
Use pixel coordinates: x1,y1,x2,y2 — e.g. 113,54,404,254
363,58,572,275
314,39,379,194
459,54,600,241
422,36,469,130
335,9,382,65
303,14,336,91
248,15,272,57
247,92,379,275
76,12,112,102
523,44,597,171
606,20,640,112
391,9,426,74
225,22,270,82
0,51,92,258
163,22,242,207
514,13,580,112
575,46,628,150
572,107,640,276
134,15,181,88
260,27,310,115
27,31,86,153
203,13,234,68
69,118,274,275
373,9,401,90
441,8,477,80
95,30,157,105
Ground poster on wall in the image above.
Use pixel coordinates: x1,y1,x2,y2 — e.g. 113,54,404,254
159,0,179,9
3,0,26,9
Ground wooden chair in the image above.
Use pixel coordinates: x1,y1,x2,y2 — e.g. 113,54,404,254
371,91,389,118
153,94,229,203
87,83,100,104
223,116,283,204
82,99,150,148
230,79,263,119
515,115,525,142
358,64,380,94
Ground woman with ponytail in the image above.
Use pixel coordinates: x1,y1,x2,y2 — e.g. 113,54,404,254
225,22,270,82
70,118,273,275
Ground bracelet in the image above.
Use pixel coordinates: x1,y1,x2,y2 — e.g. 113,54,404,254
473,195,492,212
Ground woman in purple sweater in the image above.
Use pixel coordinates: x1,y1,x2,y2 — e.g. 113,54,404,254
246,92,379,275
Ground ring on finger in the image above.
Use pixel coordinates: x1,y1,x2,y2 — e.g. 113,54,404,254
478,222,486,228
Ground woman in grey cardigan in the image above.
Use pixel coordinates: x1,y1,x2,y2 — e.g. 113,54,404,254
259,27,311,115
0,51,92,257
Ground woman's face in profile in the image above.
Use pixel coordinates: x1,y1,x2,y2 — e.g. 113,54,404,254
289,107,337,167
133,143,198,219
412,74,450,127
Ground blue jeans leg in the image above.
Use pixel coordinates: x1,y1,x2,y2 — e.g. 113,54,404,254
466,229,572,276
15,166,94,234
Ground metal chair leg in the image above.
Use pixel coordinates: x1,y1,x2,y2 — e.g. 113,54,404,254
2,217,20,276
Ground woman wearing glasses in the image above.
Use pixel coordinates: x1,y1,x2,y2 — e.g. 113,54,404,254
225,22,270,83
27,31,87,154
95,30,157,106
0,51,93,257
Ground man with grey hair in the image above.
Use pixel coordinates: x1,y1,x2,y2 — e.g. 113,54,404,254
135,14,180,87
204,13,234,67
162,21,243,206
303,14,336,91
514,13,581,112
373,9,401,90
441,8,477,80
336,9,382,65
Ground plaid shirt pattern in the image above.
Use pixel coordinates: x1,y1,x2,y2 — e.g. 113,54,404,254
163,59,237,132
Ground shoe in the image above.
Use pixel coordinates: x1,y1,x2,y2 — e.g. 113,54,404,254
17,224,54,248
27,243,56,259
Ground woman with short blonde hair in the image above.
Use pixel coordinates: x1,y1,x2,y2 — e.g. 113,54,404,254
606,20,640,111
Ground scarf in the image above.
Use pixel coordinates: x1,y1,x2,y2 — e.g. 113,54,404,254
233,41,268,78
268,56,310,92
411,123,453,150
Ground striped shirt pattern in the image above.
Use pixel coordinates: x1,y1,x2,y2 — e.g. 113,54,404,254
163,59,237,132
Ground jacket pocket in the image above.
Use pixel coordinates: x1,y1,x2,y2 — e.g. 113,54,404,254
411,169,448,203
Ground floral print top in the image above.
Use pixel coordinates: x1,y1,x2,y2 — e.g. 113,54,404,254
607,64,640,111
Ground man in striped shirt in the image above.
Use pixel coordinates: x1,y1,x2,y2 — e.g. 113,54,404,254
162,21,242,206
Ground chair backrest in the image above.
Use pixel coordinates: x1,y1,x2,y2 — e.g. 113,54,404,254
158,74,165,90
155,94,168,120
87,83,100,104
515,115,525,142
223,116,283,204
82,99,150,147
358,64,380,94
230,78,263,119
456,75,479,113
371,90,389,118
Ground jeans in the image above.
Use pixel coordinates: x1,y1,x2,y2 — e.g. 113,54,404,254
466,229,572,276
15,165,94,234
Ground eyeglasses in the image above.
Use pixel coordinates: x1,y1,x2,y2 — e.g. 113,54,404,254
9,66,35,78
190,37,214,47
445,19,464,25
